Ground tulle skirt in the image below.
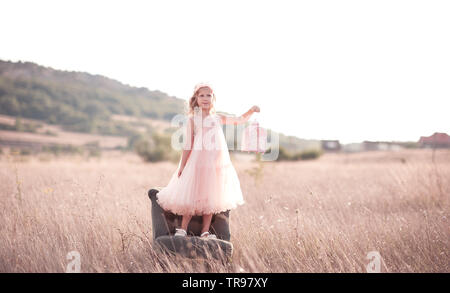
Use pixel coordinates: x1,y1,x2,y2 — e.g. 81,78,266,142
156,149,245,216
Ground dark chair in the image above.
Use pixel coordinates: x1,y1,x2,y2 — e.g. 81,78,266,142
147,188,233,261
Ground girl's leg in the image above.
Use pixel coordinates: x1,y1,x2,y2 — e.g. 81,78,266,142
181,215,192,231
201,214,213,234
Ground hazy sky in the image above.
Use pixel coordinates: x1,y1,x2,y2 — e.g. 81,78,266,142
1,0,449,144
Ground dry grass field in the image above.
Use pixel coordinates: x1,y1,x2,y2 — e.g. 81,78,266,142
0,149,448,272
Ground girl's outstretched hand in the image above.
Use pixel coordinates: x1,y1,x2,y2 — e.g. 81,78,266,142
251,105,260,113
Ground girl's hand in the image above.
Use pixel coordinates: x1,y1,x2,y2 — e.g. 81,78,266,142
251,105,260,113
178,165,185,177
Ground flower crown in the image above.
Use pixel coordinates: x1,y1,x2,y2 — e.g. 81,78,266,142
193,82,214,94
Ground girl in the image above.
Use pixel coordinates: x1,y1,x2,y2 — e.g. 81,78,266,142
156,82,260,239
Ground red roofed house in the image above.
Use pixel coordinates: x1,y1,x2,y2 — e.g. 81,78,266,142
418,132,450,148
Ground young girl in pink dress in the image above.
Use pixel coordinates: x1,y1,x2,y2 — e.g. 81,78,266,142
156,82,260,239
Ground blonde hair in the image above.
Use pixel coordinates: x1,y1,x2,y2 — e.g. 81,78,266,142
187,84,217,117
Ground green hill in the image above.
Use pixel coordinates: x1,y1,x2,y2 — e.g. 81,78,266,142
0,59,323,158
0,59,186,136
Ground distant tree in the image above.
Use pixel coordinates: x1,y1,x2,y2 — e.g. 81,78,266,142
134,132,180,162
267,146,322,161
14,117,24,132
0,95,18,115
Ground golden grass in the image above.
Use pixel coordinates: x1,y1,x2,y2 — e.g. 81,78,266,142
0,149,448,272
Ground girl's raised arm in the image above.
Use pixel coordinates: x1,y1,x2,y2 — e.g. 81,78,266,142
218,105,260,125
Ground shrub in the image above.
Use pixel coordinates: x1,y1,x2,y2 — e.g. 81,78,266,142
88,148,101,157
401,141,419,149
19,148,32,155
84,141,102,157
298,149,323,160
42,144,84,156
43,130,58,136
276,146,293,161
134,132,180,162
266,146,322,161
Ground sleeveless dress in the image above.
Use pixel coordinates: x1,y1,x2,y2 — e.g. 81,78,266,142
156,113,245,216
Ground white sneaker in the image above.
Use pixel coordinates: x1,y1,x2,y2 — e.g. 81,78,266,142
200,231,217,239
174,228,187,237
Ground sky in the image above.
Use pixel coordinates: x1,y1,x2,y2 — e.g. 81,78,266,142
1,0,449,144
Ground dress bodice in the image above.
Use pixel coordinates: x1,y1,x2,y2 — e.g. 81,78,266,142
191,113,226,152
193,114,220,133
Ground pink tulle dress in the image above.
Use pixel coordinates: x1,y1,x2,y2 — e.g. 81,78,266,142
156,113,245,216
